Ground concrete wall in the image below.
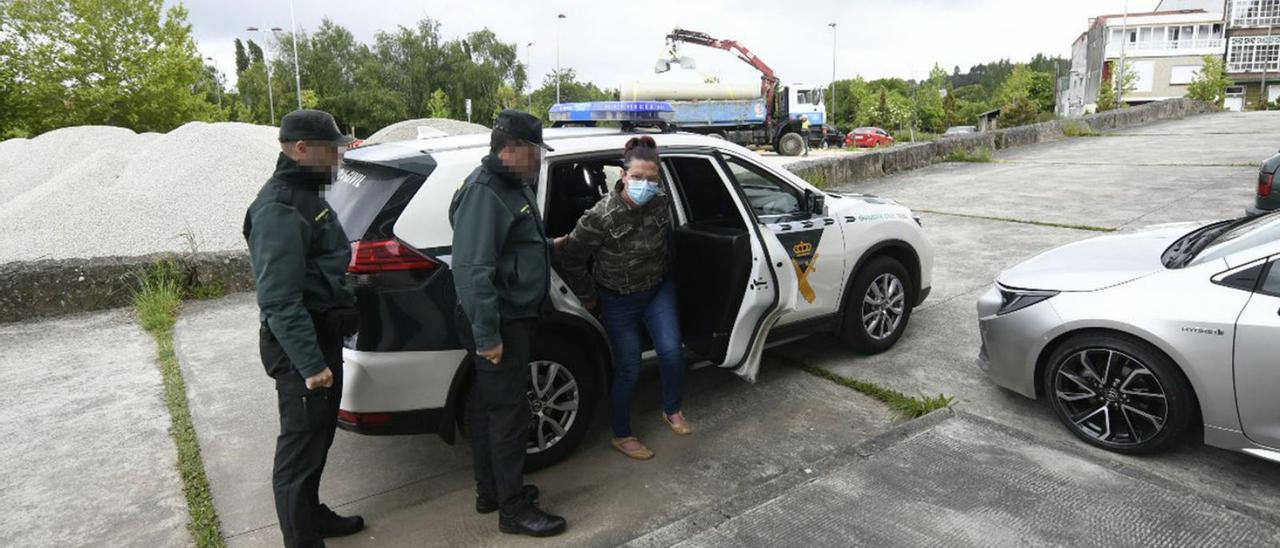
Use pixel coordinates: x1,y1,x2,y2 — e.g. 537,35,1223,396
0,98,1221,324
786,97,1219,187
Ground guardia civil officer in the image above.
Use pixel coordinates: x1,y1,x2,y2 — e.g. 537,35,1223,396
450,109,568,537
244,109,365,548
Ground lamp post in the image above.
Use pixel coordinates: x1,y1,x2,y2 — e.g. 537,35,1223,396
556,14,566,104
288,0,303,109
526,42,535,110
1116,0,1129,102
828,22,837,129
247,26,285,124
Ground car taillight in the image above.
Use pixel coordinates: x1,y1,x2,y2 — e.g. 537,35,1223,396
348,239,437,273
338,410,392,427
1259,172,1274,197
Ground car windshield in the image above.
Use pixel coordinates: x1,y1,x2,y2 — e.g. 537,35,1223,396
1188,212,1280,266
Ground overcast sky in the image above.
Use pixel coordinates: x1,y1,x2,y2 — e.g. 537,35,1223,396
178,0,1164,91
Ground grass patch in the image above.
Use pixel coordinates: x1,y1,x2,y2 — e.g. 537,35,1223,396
769,353,954,419
944,147,992,163
134,259,226,547
800,170,828,189
1062,122,1101,137
914,209,1118,233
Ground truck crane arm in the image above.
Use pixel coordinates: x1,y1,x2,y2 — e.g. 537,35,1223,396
665,28,781,118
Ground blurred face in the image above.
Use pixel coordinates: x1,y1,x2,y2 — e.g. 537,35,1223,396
499,142,543,180
285,140,346,175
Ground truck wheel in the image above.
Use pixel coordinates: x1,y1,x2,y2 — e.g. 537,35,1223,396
778,133,805,156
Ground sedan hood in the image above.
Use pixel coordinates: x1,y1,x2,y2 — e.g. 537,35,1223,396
999,222,1203,291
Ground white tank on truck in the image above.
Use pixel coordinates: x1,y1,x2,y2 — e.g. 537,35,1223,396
620,81,761,101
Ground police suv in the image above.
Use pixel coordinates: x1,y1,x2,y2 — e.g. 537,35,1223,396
329,102,934,469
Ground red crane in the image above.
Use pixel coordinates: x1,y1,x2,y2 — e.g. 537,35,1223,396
665,28,781,124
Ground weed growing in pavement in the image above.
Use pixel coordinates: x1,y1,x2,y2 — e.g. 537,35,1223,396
913,209,1117,232
944,147,992,163
769,353,954,419
1062,123,1101,137
133,259,225,547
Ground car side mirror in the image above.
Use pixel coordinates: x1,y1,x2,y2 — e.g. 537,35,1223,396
805,189,825,216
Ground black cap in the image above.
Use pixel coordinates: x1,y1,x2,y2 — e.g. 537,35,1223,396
493,109,554,151
279,109,355,145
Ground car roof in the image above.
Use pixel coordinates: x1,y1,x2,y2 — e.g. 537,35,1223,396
344,127,758,174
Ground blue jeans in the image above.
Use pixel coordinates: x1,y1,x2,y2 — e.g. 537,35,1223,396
597,276,686,438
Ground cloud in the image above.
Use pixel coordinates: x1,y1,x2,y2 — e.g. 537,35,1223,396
176,0,1160,90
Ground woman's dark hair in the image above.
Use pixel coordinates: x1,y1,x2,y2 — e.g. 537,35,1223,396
623,135,659,168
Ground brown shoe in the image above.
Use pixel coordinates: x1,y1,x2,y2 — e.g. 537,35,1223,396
611,437,654,460
663,412,693,435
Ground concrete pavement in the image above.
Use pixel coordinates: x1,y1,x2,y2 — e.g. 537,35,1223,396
0,310,190,547
173,294,896,547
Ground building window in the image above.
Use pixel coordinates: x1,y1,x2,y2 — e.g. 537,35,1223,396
1170,65,1201,85
1230,0,1280,28
1228,35,1280,72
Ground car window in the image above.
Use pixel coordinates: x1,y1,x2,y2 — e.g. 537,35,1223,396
1261,262,1280,296
1192,213,1280,266
722,156,802,217
666,156,746,229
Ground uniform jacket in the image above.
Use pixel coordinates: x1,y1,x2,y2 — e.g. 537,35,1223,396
559,187,672,301
449,154,552,351
243,153,356,378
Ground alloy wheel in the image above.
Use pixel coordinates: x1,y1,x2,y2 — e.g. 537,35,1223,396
526,360,580,454
1053,349,1169,448
861,273,906,340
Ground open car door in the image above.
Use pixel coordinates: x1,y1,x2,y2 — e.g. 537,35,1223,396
664,152,798,383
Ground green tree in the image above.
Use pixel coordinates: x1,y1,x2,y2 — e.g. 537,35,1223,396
1096,74,1119,112
234,38,249,75
1098,61,1138,112
528,69,614,122
248,40,264,65
1,0,219,135
1186,55,1232,105
1000,95,1041,127
943,84,960,129
426,89,452,118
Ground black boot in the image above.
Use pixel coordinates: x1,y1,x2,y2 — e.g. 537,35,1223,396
316,504,365,538
499,505,567,537
477,484,540,514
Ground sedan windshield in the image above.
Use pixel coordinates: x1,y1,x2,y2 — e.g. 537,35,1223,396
1185,212,1280,267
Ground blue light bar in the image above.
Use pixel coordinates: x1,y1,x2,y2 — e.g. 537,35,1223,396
548,101,676,123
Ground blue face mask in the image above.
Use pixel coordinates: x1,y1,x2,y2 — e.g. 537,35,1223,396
626,179,659,205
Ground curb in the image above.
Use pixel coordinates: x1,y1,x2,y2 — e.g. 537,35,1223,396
620,407,957,547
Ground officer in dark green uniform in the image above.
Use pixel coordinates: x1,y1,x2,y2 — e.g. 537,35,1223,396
244,109,365,548
450,109,567,537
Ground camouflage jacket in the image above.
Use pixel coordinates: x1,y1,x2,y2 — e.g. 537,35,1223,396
558,190,672,301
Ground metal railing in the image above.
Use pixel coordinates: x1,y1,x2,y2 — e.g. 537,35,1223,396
1105,38,1225,57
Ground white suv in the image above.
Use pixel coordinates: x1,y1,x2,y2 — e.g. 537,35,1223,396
329,117,934,469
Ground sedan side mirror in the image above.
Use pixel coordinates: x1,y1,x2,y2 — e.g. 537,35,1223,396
805,189,825,216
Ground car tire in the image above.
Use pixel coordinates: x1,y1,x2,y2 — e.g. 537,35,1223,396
461,335,600,472
777,133,805,156
1042,333,1195,455
839,256,913,354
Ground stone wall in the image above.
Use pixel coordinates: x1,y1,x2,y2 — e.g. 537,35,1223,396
787,97,1219,187
0,98,1221,323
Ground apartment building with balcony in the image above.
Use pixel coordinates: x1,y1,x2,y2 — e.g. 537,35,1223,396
1059,5,1226,117
1224,0,1280,110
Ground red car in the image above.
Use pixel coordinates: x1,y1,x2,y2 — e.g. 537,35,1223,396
846,127,894,148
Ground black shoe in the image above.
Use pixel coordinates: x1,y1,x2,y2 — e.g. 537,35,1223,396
476,484,540,514
316,504,365,538
499,505,567,537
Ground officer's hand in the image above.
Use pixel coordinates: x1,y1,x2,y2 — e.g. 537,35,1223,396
553,235,568,254
305,367,334,390
478,343,504,365
583,298,598,313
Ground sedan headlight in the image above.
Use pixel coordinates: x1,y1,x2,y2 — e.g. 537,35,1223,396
997,287,1059,315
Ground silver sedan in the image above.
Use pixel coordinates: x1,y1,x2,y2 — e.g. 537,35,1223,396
977,214,1280,463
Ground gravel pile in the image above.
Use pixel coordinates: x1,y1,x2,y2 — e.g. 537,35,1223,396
364,118,488,145
0,122,280,262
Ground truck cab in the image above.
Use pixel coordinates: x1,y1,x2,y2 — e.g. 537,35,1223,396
784,84,826,126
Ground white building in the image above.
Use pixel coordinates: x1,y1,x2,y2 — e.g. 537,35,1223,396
1223,0,1280,110
1060,6,1226,117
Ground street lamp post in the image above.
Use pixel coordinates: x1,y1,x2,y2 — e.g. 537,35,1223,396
1117,0,1129,103
526,42,535,110
828,22,837,129
288,0,303,109
556,14,566,104
247,26,285,124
